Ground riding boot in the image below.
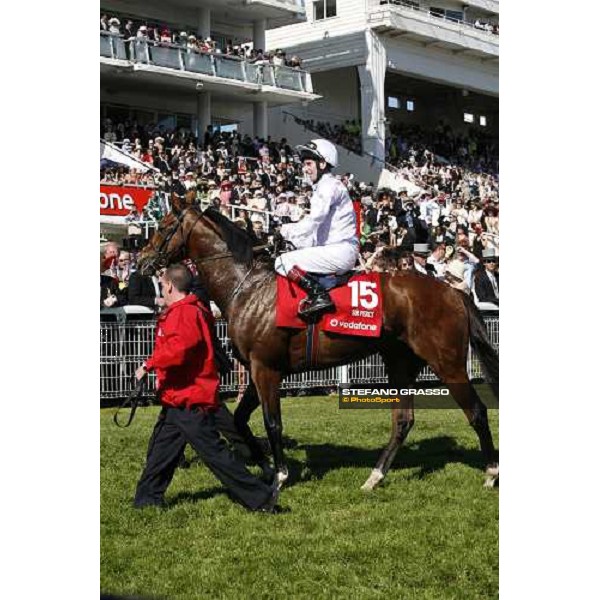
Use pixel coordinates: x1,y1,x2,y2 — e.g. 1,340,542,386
287,266,335,319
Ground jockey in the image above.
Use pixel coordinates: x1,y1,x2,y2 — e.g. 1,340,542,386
274,139,359,318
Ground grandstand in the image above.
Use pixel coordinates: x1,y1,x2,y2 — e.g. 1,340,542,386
100,0,315,157
266,0,499,181
99,0,499,292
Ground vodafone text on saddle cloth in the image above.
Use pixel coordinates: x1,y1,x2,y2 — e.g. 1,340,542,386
321,278,382,337
328,318,377,332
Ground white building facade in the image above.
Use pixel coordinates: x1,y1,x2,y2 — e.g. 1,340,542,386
100,0,317,139
266,0,498,178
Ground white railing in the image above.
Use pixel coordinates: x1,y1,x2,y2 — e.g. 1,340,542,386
250,0,306,11
372,0,499,36
100,313,499,400
100,32,311,93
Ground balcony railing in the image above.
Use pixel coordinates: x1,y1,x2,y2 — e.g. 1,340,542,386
100,32,311,94
375,1,499,36
249,0,306,11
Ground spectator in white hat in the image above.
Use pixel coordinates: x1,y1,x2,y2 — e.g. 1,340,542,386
207,180,220,202
108,17,120,35
274,192,291,224
444,260,470,294
250,189,267,212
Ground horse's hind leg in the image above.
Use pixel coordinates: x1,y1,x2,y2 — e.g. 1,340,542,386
443,377,498,488
361,344,424,491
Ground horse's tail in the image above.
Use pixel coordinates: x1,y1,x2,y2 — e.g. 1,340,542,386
462,294,499,398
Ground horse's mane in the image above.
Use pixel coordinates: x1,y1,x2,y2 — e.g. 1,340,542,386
201,207,257,265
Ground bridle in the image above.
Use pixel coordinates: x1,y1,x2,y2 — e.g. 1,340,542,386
142,206,270,303
143,206,203,272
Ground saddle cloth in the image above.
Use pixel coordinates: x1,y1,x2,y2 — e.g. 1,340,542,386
276,271,383,338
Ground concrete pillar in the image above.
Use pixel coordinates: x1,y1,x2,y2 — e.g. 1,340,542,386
197,92,212,144
253,101,268,140
253,19,266,52
358,31,387,166
198,7,211,39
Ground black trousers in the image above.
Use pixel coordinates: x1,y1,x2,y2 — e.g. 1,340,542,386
134,406,272,510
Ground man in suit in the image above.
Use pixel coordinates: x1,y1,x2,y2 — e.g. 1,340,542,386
412,243,437,277
474,248,499,305
127,270,164,309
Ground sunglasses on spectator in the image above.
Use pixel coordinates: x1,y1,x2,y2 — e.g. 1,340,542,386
483,260,497,264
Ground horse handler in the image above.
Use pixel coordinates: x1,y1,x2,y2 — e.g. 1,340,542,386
133,263,279,512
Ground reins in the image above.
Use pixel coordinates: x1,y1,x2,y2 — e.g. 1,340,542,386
113,376,147,428
192,244,269,264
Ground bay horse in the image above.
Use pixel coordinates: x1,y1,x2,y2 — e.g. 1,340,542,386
137,197,499,492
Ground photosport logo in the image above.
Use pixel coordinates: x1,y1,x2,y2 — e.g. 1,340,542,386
337,384,497,409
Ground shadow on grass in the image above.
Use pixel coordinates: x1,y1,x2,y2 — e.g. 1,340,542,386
167,486,226,506
295,436,488,484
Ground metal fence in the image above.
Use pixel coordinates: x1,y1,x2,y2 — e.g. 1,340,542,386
100,314,499,401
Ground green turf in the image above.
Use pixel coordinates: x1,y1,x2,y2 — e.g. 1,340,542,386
101,388,498,600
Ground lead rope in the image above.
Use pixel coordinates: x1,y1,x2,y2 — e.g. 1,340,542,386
113,375,147,428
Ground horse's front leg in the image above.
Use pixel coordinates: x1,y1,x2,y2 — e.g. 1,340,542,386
233,378,274,482
251,361,288,489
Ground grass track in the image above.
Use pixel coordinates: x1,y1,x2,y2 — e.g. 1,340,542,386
101,388,498,599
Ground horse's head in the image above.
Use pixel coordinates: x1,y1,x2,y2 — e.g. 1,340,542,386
137,190,197,275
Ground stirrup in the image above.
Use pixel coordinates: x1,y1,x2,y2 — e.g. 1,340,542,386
298,295,335,318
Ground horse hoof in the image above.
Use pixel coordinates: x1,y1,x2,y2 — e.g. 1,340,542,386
483,465,499,489
275,470,289,490
361,468,384,491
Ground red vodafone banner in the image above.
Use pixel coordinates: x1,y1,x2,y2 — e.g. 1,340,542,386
100,185,155,216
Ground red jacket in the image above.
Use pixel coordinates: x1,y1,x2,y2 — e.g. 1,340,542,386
145,295,220,409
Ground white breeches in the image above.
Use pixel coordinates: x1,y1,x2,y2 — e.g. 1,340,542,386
274,242,359,276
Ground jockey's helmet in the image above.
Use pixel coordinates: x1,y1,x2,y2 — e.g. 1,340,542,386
296,139,338,168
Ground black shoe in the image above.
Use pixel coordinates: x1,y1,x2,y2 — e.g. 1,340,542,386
298,293,335,318
254,484,280,514
292,270,335,319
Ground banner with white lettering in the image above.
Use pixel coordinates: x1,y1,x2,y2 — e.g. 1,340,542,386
100,185,155,217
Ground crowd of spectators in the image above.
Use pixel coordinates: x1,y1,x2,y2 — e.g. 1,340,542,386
380,2,499,35
291,114,497,175
472,19,499,35
386,122,498,175
100,13,303,69
101,118,499,310
292,117,363,154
